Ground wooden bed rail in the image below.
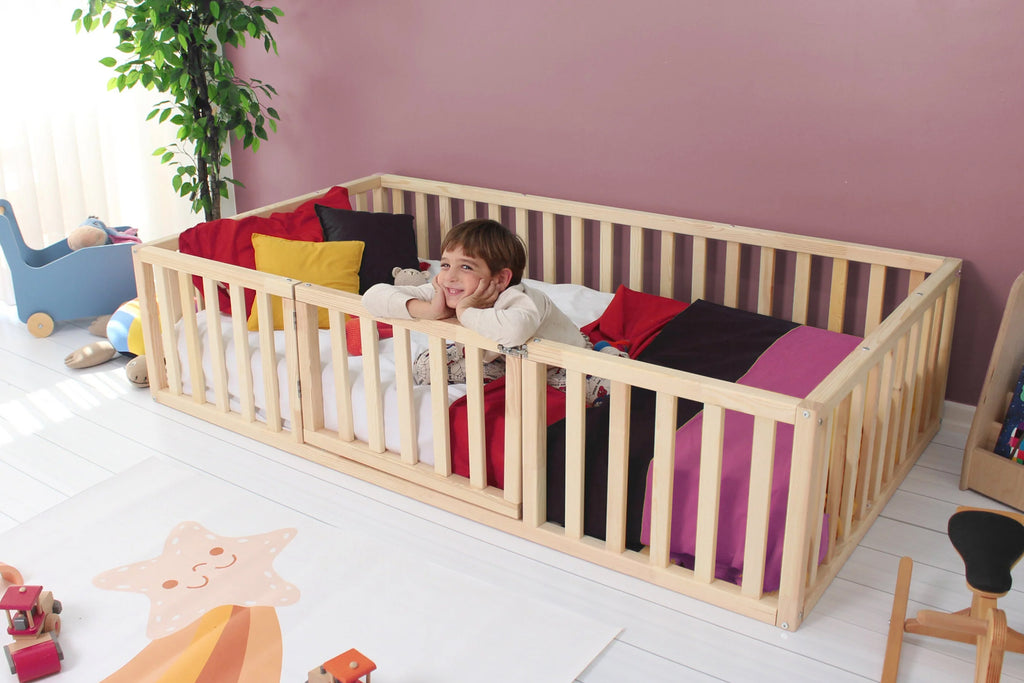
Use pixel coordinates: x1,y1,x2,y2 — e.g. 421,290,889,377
343,175,947,339
130,173,960,631
132,240,304,449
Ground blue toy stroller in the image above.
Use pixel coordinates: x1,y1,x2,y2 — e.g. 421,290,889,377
0,199,138,337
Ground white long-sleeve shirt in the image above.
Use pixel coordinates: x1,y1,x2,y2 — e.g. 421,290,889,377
362,281,588,349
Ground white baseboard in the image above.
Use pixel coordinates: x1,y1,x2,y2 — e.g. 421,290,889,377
942,400,975,435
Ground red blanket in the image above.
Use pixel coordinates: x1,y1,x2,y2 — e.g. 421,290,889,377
581,285,688,359
449,377,567,488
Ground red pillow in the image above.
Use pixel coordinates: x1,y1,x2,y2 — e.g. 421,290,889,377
582,285,688,359
271,185,352,237
178,186,353,315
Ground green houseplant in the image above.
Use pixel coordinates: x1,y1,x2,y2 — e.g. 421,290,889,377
73,0,284,221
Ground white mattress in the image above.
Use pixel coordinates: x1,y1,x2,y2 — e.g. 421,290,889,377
179,278,614,466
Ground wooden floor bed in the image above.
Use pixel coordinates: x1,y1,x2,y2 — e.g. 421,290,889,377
132,174,961,630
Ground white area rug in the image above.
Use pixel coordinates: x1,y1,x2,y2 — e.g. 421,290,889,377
0,457,619,682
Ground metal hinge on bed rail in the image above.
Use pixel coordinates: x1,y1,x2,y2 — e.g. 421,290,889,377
499,343,528,358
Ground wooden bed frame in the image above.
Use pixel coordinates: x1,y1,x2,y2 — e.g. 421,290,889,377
132,174,961,630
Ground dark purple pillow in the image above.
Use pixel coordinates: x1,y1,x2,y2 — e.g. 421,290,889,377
314,205,419,294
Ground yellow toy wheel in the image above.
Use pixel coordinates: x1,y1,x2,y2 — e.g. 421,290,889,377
27,312,55,338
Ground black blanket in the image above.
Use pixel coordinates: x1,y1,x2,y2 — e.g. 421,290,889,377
545,300,798,549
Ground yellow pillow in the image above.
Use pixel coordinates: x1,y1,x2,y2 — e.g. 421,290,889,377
247,233,364,331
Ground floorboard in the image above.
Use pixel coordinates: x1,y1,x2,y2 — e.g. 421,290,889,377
2,303,1022,682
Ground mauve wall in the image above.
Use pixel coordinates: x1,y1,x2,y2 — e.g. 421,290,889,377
229,0,1024,406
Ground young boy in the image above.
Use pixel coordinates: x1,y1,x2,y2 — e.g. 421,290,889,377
362,218,588,384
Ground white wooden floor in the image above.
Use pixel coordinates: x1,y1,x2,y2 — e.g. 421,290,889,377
1,301,1022,683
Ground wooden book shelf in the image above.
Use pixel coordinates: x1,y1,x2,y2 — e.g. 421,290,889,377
961,271,1024,510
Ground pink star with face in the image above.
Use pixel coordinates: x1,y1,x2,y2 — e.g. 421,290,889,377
93,521,300,638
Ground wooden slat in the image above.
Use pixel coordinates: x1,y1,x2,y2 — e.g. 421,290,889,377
724,241,741,308
932,287,959,424
629,225,644,291
605,381,630,554
805,413,833,585
202,277,229,411
543,211,557,283
297,303,324,432
154,265,183,396
522,360,547,527
856,365,880,518
828,258,849,333
133,260,166,392
465,345,487,489
281,296,303,442
564,369,587,539
414,192,429,258
840,380,866,535
776,406,827,630
824,395,851,560
570,216,584,285
429,336,452,475
660,231,675,299
392,188,405,215
741,416,776,599
177,271,204,405
908,269,926,295
910,306,934,442
393,326,419,464
254,289,282,430
515,207,530,279
329,309,354,441
439,195,453,241
600,221,614,292
883,334,910,481
694,404,725,582
487,203,501,222
503,355,523,505
228,284,255,422
758,247,776,316
865,263,886,334
792,252,812,324
649,392,680,568
896,322,922,470
870,350,895,500
692,236,707,302
360,316,385,452
463,199,477,220
371,186,384,212
353,191,367,211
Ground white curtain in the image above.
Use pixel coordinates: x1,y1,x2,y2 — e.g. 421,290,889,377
0,1,221,305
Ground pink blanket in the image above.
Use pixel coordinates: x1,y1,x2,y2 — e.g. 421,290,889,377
640,325,861,591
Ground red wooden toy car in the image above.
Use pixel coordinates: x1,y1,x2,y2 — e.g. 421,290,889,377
2,584,63,683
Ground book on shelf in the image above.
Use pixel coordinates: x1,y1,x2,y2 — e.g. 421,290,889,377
994,362,1024,463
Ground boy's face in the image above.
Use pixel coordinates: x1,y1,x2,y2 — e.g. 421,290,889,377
438,245,508,308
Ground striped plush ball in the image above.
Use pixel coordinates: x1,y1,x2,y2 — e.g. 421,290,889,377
107,299,145,356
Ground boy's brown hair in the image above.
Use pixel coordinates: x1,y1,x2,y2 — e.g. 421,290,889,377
440,219,527,286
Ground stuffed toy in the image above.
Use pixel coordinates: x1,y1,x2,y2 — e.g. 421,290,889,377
64,298,149,387
67,216,141,250
392,266,431,286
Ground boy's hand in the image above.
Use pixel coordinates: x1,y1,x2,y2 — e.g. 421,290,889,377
456,278,500,318
407,275,455,320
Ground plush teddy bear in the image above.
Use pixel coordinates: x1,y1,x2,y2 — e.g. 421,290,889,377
392,266,432,286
